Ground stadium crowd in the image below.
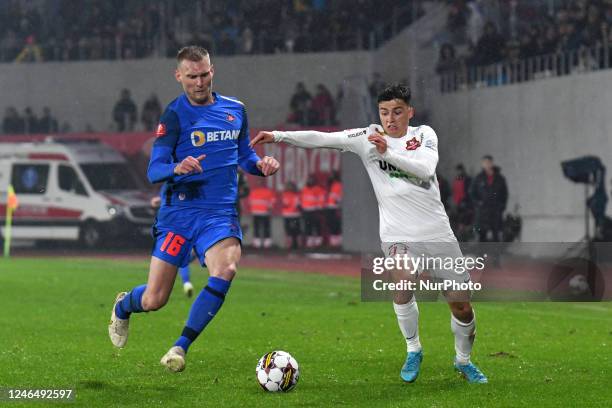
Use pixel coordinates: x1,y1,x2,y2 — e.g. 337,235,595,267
111,89,163,132
285,82,338,126
437,0,612,87
0,92,164,135
437,155,519,243
1,106,61,134
0,0,423,63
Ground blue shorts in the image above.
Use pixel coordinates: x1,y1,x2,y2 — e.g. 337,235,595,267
151,206,242,268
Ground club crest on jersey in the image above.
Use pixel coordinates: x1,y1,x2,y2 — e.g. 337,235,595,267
191,130,206,146
406,137,421,151
226,113,235,122
156,123,167,137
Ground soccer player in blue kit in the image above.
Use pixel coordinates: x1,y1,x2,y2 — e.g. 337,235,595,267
108,46,280,372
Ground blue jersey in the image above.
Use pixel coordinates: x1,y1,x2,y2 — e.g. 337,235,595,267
147,92,263,209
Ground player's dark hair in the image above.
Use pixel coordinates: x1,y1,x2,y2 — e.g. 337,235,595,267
482,154,493,161
377,83,411,105
177,46,209,65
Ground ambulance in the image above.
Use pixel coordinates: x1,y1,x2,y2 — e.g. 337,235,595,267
0,140,156,248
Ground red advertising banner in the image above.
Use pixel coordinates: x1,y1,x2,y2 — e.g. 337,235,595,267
250,141,341,191
247,141,341,215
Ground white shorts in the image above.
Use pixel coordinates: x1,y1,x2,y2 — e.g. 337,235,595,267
381,235,471,285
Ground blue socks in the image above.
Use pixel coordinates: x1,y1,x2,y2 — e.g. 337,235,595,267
115,284,146,319
178,265,191,284
174,276,231,353
179,251,196,284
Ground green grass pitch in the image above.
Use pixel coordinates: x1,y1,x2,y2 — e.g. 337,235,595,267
0,257,611,407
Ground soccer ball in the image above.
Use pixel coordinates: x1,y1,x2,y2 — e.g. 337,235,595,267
255,350,299,392
568,274,590,296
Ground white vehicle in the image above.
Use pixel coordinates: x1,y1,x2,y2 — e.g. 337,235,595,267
0,140,155,248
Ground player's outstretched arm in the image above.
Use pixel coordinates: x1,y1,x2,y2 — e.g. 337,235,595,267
237,109,280,177
249,131,275,146
251,129,357,152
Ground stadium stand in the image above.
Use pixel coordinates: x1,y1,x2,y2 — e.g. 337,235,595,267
436,0,612,91
0,0,424,62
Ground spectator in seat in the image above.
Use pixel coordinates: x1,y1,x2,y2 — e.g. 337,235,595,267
466,1,484,46
289,82,312,126
241,27,254,54
310,84,335,125
447,0,469,44
540,25,559,56
38,107,59,133
558,21,582,53
112,88,137,132
436,43,460,74
14,35,43,63
519,26,541,59
436,43,461,91
23,107,39,134
472,21,506,66
141,93,162,131
2,107,25,134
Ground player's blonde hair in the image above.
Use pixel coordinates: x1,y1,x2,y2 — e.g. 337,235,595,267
177,46,209,65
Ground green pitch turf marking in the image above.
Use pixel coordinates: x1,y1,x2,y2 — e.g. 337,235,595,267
0,258,611,407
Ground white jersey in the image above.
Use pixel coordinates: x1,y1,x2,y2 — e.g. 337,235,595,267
273,125,454,242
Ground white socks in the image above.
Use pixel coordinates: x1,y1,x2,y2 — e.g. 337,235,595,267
451,312,476,365
393,298,421,352
395,299,477,362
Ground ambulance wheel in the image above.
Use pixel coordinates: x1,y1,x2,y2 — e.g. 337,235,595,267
80,221,102,248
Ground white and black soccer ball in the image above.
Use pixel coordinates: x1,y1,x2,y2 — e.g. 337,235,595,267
568,274,590,296
255,350,299,392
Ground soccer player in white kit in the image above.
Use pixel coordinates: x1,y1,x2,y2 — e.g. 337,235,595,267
250,84,487,383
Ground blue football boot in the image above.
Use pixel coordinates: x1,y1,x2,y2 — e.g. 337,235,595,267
454,360,488,383
400,351,423,383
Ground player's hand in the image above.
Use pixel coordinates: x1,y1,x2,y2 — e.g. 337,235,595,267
368,132,388,154
257,156,280,176
174,154,206,175
150,196,161,208
250,131,275,147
